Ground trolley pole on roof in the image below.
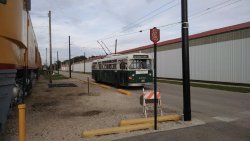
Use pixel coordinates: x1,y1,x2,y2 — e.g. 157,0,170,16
97,41,108,55
101,41,112,54
48,10,52,84
69,36,71,78
181,0,191,121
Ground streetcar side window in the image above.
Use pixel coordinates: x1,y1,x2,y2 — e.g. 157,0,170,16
98,62,102,69
92,62,98,70
129,59,151,69
120,62,127,70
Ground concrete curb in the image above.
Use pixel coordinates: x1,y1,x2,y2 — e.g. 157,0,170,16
82,123,153,138
119,115,181,126
117,89,132,96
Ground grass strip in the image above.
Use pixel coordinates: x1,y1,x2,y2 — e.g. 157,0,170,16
43,73,68,80
158,80,250,93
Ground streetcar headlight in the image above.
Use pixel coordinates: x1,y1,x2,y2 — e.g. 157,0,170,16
149,73,152,76
12,84,20,98
132,74,135,77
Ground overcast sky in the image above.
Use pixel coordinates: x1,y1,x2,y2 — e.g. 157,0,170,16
30,0,250,64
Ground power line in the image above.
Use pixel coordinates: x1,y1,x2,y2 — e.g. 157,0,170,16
97,0,178,42
121,2,180,33
100,0,243,41
122,0,177,31
49,0,246,54
190,0,243,20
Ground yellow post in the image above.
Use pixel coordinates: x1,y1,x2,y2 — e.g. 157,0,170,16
18,104,26,141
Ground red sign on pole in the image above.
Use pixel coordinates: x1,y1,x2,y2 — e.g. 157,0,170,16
150,27,160,43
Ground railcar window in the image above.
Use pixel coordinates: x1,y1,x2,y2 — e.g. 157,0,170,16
92,63,98,70
129,59,151,69
98,63,102,69
120,62,127,70
0,0,7,4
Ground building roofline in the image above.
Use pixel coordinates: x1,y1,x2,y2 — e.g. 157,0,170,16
118,21,250,54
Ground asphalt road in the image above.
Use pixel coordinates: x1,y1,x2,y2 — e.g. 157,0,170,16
129,82,250,123
61,72,250,140
116,117,250,141
118,82,250,141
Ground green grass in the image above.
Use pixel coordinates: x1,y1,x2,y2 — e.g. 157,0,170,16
157,79,250,93
73,71,92,74
43,73,68,80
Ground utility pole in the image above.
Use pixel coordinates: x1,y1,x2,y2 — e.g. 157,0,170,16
46,48,47,66
84,52,86,74
69,36,71,78
48,10,52,84
115,39,117,54
57,51,59,74
181,0,191,121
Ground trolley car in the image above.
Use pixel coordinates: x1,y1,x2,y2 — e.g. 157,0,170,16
92,53,153,87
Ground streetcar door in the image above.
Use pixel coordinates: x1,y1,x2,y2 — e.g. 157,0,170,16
119,61,127,86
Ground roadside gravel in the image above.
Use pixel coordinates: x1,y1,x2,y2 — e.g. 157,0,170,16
4,76,203,141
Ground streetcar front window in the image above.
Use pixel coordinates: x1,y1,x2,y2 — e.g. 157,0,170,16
129,59,151,69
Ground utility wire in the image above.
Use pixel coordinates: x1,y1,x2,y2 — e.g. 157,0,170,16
122,0,177,31
98,0,178,41
100,0,243,41
121,2,180,33
69,0,244,48
190,0,242,20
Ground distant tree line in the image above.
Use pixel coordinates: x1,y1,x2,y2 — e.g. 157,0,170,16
61,55,99,65
42,55,101,71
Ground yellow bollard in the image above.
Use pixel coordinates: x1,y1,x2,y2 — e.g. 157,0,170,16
18,104,26,141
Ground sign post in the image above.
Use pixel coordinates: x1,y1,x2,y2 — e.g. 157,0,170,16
150,27,160,130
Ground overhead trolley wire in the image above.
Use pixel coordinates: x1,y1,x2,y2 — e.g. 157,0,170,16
74,0,245,47
122,0,178,32
100,0,243,41
97,0,179,41
189,0,243,20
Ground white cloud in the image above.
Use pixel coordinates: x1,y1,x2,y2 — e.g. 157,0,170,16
30,0,250,64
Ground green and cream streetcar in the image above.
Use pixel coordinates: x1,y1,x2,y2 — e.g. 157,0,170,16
92,53,153,87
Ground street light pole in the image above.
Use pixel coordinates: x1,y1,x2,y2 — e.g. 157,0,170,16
69,36,71,78
57,51,59,74
115,39,117,54
84,52,86,74
181,0,191,121
48,10,52,84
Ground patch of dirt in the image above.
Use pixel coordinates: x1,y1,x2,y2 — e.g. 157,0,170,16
61,110,102,118
31,101,59,112
82,110,102,116
77,92,100,96
65,93,75,97
44,89,51,92
77,92,88,96
49,83,78,87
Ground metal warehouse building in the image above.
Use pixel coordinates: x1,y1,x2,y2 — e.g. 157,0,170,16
68,22,250,85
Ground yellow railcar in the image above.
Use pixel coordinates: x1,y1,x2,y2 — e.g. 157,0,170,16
0,0,41,132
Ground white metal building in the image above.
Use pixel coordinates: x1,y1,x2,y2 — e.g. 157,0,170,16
64,22,250,85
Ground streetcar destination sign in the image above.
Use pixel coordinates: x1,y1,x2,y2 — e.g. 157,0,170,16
150,27,160,43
